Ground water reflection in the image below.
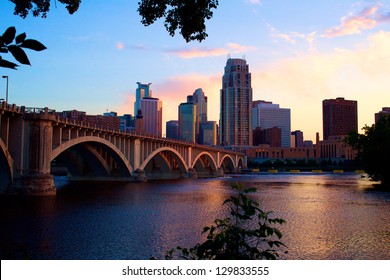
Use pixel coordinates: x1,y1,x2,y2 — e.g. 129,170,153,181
1,173,389,259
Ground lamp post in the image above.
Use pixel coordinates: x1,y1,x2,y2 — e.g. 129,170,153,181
2,76,8,104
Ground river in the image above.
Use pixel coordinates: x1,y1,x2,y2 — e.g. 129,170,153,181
1,173,389,259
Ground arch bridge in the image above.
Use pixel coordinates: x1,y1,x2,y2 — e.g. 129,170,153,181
0,103,246,195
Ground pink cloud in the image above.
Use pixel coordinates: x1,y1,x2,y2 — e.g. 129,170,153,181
153,73,222,129
322,5,390,38
116,42,125,50
227,42,257,53
267,24,317,50
167,43,256,59
167,47,228,59
323,16,377,38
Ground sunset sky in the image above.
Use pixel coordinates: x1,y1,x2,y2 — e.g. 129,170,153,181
2,0,390,141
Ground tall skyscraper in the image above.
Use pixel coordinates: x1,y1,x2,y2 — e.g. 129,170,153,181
140,97,162,136
199,121,217,145
178,102,196,142
192,88,207,122
190,88,207,142
220,58,253,146
252,100,291,147
166,120,179,139
322,97,357,140
134,82,152,116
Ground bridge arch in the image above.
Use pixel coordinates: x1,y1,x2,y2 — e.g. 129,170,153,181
191,152,218,177
220,154,236,173
0,138,13,192
140,147,188,179
237,157,244,169
51,136,132,177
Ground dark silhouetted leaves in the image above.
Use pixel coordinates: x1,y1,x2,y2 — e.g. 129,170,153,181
10,0,218,42
346,115,390,186
15,32,27,44
0,26,46,69
8,45,30,65
21,39,47,51
138,0,219,42
1,27,16,45
0,57,18,70
10,0,81,18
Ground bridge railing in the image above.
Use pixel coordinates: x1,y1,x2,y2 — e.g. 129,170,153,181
2,102,243,156
24,107,56,114
0,101,23,113
53,115,243,155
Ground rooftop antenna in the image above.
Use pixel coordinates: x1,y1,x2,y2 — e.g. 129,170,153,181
242,54,246,60
227,53,231,60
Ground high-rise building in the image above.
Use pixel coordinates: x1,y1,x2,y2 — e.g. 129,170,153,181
119,114,135,132
134,82,152,116
291,130,304,147
140,97,162,136
253,126,281,147
189,88,207,142
252,100,291,147
192,88,207,122
178,102,196,142
375,107,390,123
135,110,144,133
220,58,253,146
199,121,217,145
322,97,357,140
166,120,179,140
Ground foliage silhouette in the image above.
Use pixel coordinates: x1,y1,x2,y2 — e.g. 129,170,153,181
0,26,47,69
159,183,287,260
9,0,218,42
10,0,80,18
346,115,390,186
138,0,219,42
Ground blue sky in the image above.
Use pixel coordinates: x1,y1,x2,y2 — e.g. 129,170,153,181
2,0,390,141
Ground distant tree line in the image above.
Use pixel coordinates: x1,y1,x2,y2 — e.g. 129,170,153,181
247,158,360,171
346,115,390,187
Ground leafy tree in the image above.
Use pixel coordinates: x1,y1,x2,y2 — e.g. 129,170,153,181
161,183,286,260
0,26,46,69
346,115,390,186
9,0,218,42
3,0,219,68
138,0,219,42
10,0,81,18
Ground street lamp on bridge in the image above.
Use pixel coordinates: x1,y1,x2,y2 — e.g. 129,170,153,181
2,76,9,104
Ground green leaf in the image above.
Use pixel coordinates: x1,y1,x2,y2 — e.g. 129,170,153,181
0,58,18,70
274,228,283,239
20,39,47,51
8,45,30,65
15,33,27,44
1,27,16,45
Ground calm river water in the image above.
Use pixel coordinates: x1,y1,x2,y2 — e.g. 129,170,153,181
1,173,389,260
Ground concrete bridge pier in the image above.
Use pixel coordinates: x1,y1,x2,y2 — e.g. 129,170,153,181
187,168,197,179
9,113,56,195
132,169,147,182
216,167,224,177
11,174,55,195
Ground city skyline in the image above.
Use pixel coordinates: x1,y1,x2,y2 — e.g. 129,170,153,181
2,1,390,142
